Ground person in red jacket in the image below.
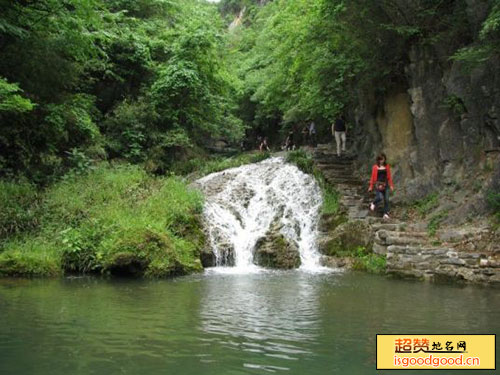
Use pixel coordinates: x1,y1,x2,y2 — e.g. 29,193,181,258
368,153,394,219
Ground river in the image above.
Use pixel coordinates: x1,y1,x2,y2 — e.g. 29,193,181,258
0,271,498,374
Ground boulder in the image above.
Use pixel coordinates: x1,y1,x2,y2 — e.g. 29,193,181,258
253,223,301,269
200,247,216,268
318,220,373,257
320,255,354,269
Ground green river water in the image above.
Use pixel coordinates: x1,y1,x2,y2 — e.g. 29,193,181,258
0,271,498,375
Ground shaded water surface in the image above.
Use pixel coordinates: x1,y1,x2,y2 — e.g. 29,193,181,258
0,272,498,375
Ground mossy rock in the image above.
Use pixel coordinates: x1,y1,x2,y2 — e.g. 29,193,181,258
102,229,202,277
0,253,61,277
318,212,348,232
254,233,301,269
105,252,149,276
319,220,373,257
200,247,217,267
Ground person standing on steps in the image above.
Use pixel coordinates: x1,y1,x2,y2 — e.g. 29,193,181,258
309,121,317,148
368,153,394,219
332,115,347,157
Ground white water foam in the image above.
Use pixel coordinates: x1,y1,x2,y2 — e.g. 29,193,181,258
196,157,328,273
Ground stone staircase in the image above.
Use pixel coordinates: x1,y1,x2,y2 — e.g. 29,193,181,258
313,144,371,220
312,144,500,285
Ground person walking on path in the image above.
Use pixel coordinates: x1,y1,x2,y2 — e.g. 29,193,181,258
368,153,394,219
301,125,309,147
332,115,347,157
259,137,270,152
285,130,295,151
309,121,317,147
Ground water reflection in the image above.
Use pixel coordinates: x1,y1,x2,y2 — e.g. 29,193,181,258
199,271,327,370
0,273,498,375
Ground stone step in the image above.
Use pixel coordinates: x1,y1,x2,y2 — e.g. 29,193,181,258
314,148,355,156
316,165,354,172
314,157,354,165
326,180,363,187
341,196,365,203
376,234,429,246
323,176,359,183
386,245,451,255
378,230,429,239
325,179,362,185
348,209,369,219
370,223,406,232
373,242,388,255
366,217,401,224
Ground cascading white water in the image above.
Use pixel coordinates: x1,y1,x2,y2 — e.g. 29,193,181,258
195,157,324,272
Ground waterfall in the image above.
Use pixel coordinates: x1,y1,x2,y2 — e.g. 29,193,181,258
195,157,324,272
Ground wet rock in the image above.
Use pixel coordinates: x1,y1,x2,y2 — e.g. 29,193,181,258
320,255,354,269
215,243,235,267
318,212,348,232
318,220,373,256
253,223,301,269
200,248,216,268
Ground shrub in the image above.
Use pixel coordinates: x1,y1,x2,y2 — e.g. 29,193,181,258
487,191,500,223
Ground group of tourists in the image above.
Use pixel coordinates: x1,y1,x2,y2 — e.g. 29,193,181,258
282,121,317,151
256,115,394,218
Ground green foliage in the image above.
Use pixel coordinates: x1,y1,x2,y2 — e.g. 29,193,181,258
0,0,244,181
427,211,448,236
412,192,439,217
452,1,500,67
0,163,205,277
487,190,500,223
442,95,467,115
60,224,106,274
286,150,315,175
0,77,35,112
231,0,365,135
352,247,387,275
171,151,270,177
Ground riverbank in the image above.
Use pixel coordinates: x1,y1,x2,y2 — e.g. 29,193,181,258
0,163,205,277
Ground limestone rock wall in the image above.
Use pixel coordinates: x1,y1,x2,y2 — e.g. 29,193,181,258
350,3,500,222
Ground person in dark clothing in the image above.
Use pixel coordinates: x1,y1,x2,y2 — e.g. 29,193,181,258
301,125,309,147
259,137,270,152
368,153,394,219
332,115,347,157
285,130,295,151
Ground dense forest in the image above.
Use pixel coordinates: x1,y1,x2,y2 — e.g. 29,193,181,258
0,0,499,276
2,0,499,181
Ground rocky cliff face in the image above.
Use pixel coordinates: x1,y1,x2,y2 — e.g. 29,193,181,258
351,4,500,223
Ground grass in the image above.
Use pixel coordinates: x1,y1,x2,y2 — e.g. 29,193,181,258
286,150,340,215
0,163,205,277
0,180,41,240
